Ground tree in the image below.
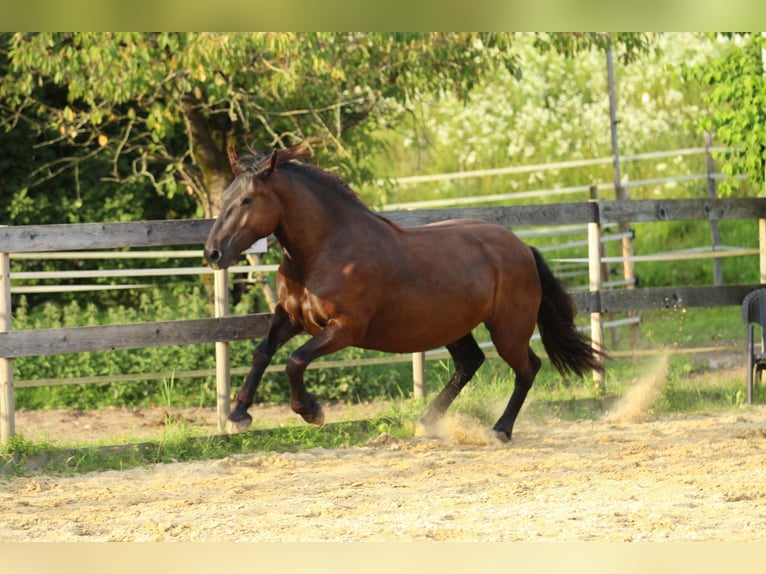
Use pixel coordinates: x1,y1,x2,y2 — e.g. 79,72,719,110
0,33,516,220
685,33,766,196
0,32,651,223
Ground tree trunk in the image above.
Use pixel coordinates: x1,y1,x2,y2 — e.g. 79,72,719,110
180,93,236,218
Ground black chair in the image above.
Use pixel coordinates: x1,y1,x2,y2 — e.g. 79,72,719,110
742,288,766,404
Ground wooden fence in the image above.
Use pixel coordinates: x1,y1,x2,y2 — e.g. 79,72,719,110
2,197,766,443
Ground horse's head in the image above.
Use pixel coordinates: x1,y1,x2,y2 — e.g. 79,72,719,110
204,144,309,269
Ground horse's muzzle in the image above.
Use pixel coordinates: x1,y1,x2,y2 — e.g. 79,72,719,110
204,247,224,269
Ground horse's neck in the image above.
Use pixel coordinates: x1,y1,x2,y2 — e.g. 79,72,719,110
273,176,370,266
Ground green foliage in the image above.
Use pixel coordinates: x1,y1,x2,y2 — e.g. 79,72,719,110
13,287,216,409
684,33,766,196
364,33,728,207
531,32,654,64
0,32,533,222
0,32,655,225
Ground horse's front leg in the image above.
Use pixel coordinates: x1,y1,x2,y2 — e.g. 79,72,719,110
285,319,358,426
228,304,303,431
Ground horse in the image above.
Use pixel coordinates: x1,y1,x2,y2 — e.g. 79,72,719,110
204,144,605,442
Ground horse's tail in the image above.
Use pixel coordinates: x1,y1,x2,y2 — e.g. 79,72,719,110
531,247,605,377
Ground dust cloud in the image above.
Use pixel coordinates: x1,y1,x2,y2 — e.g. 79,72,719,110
604,353,670,424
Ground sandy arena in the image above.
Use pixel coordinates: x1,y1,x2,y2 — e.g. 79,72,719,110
2,387,766,542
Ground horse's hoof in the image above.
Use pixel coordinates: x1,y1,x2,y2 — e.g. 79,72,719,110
489,429,511,444
415,417,440,438
226,411,253,434
301,402,325,427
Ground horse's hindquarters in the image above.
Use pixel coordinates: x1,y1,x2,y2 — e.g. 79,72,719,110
354,223,541,354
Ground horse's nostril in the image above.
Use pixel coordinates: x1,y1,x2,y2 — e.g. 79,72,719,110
205,248,222,265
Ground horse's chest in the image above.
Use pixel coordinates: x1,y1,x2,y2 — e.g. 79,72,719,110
277,260,375,334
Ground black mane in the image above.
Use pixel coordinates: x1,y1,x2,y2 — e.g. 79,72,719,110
237,152,370,211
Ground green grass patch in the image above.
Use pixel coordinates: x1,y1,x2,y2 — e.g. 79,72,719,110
1,410,415,478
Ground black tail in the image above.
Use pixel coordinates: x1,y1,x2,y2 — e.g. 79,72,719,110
531,247,605,377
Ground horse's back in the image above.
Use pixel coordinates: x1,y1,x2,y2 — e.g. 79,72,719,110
405,218,535,273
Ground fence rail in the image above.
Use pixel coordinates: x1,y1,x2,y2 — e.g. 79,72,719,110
2,196,766,442
380,146,730,188
0,315,272,358
5,198,763,250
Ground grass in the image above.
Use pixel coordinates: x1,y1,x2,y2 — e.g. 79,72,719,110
2,357,758,477
655,360,763,414
0,411,415,477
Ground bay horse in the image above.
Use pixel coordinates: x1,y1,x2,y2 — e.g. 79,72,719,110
204,144,605,442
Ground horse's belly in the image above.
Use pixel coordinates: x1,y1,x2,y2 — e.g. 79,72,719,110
359,302,487,353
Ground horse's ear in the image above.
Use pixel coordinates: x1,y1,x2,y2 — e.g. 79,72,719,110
288,141,312,162
227,145,241,176
263,143,311,177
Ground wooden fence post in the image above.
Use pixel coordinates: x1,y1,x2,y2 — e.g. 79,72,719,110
706,132,723,285
214,268,231,432
606,49,638,358
590,186,616,348
760,219,766,284
588,203,606,394
762,32,766,285
412,352,426,399
0,250,14,443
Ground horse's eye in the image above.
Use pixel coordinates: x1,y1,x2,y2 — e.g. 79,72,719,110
241,197,253,207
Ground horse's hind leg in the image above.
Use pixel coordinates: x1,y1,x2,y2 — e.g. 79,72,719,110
418,333,485,433
492,347,541,443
